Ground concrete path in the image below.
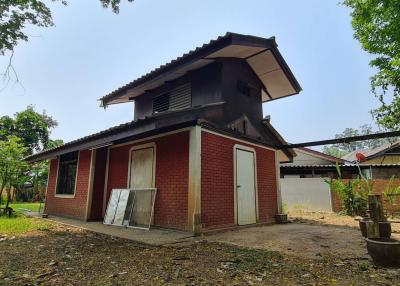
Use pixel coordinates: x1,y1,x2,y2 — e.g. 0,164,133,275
28,213,194,246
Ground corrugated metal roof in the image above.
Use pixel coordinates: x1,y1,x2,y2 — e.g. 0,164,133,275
341,141,400,162
100,32,302,106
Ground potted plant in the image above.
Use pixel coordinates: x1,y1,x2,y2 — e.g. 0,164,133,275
275,203,288,224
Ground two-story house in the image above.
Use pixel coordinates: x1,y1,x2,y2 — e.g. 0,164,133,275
27,33,301,234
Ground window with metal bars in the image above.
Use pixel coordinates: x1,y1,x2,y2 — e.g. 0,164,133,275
56,151,78,195
152,83,191,114
153,93,170,113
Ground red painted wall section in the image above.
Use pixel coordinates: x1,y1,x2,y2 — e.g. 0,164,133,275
201,131,277,229
89,147,108,220
106,131,189,230
45,149,92,219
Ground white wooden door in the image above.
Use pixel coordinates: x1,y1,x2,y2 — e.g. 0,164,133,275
129,147,154,188
129,147,155,225
236,149,257,225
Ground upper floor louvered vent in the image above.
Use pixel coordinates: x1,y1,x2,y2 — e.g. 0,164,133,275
153,83,191,114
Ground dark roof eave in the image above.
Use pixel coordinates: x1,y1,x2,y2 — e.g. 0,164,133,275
26,119,199,163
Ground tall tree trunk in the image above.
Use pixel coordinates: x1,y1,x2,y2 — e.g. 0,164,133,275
0,182,6,206
4,186,13,217
10,186,16,202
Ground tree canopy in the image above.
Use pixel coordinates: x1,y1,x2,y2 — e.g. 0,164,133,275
0,106,63,208
0,105,58,154
343,0,400,130
322,124,395,157
1,0,134,56
0,136,29,209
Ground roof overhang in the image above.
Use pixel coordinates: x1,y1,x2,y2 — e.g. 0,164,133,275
100,33,301,107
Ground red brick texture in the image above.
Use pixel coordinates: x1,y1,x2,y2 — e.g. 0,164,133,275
44,128,279,231
201,131,278,229
105,132,189,230
45,149,92,219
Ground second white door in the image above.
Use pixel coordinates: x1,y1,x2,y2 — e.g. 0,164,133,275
236,148,257,225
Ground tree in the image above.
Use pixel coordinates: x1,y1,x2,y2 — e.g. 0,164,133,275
0,105,58,154
343,0,400,130
0,136,29,214
1,0,134,56
0,106,63,205
322,124,395,157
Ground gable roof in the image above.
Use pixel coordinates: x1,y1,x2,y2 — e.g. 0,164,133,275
100,32,301,107
296,147,345,164
341,141,400,162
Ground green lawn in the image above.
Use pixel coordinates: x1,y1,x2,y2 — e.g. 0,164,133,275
0,213,54,235
0,202,42,212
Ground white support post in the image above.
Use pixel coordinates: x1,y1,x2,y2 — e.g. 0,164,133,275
188,126,202,235
85,149,97,221
275,151,282,214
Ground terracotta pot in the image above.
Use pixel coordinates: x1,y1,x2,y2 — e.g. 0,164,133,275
365,238,400,267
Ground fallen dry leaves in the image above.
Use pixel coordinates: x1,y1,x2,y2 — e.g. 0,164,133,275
0,223,399,285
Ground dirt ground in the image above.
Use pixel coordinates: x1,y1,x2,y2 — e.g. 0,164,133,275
208,223,368,260
1,219,400,285
289,211,400,239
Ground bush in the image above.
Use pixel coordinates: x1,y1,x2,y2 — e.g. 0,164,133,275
330,179,368,216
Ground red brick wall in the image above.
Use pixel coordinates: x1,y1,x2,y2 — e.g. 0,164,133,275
45,150,92,219
106,132,189,230
201,131,277,229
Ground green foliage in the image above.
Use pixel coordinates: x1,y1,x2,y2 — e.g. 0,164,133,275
1,0,133,56
328,179,370,216
343,0,400,129
322,124,396,158
383,175,400,204
0,202,41,212
99,0,135,13
0,106,63,205
322,146,348,158
0,136,29,209
325,163,372,216
0,0,58,55
0,105,58,154
0,212,53,235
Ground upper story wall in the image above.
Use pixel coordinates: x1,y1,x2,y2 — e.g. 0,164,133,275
133,59,263,125
133,62,222,121
220,58,263,125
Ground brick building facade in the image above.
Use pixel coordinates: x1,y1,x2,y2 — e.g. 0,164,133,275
44,128,280,232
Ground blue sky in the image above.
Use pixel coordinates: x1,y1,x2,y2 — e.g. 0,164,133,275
0,0,378,147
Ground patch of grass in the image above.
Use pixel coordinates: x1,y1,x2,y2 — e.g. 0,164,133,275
0,202,42,212
0,213,53,235
224,246,283,271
